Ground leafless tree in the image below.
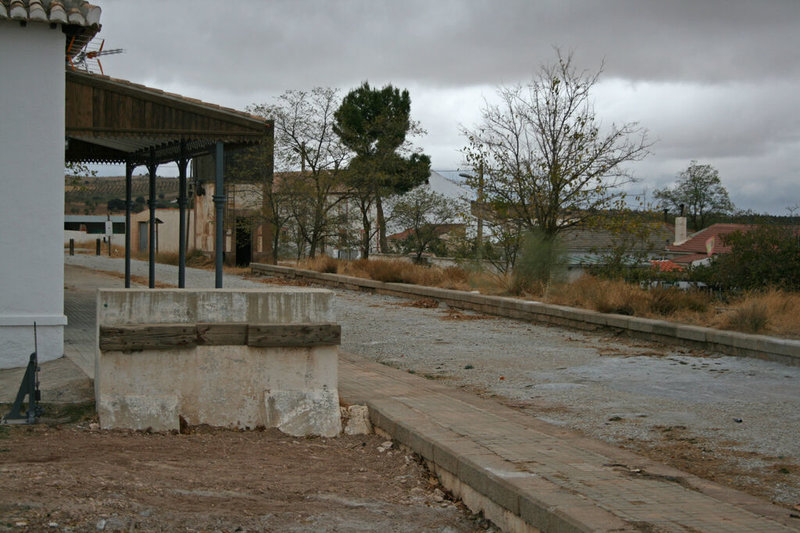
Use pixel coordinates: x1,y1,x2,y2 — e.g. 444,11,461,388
249,88,350,258
655,161,734,230
389,185,462,262
462,50,652,240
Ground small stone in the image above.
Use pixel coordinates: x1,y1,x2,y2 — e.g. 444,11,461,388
95,519,106,531
343,405,372,435
89,422,100,430
381,440,393,449
104,517,128,531
139,509,152,518
15,522,28,528
432,488,445,502
48,523,59,528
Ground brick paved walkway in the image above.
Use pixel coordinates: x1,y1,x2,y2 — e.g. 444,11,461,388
63,265,137,378
339,352,799,531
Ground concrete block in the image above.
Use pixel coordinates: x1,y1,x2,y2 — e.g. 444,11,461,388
458,456,520,515
763,338,800,359
98,290,197,325
98,394,179,431
97,289,342,436
195,291,249,323
706,329,734,349
366,402,398,436
265,387,342,437
551,502,631,532
604,314,630,330
560,307,590,324
652,320,678,338
389,419,412,449
627,317,656,334
579,310,606,326
675,324,708,343
402,422,435,461
726,331,763,354
432,440,460,475
246,290,334,324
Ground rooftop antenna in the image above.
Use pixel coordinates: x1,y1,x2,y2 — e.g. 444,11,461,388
67,37,124,75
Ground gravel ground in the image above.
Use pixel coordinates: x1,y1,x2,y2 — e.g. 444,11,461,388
64,253,800,507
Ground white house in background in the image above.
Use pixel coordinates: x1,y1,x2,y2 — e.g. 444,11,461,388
428,170,472,201
0,1,101,368
64,215,125,245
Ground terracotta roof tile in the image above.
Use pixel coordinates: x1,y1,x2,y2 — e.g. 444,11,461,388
0,0,100,28
560,223,675,254
671,253,713,264
667,223,753,256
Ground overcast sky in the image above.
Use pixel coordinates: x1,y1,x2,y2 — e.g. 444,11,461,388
93,0,799,215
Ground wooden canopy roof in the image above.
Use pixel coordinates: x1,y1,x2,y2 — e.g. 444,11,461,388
65,70,272,165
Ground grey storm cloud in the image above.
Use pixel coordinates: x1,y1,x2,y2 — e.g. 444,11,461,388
102,0,799,89
95,0,800,214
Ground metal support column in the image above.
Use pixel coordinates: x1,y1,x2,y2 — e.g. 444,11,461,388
147,151,158,289
177,140,189,288
213,142,226,288
124,159,134,288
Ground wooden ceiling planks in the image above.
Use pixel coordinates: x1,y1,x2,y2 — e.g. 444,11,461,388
65,70,272,165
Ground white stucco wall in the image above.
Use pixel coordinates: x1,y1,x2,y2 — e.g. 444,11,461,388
0,23,67,368
65,230,109,245
131,209,184,254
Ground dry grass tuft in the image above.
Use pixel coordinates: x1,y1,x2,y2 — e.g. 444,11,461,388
755,290,800,337
334,259,471,290
725,302,769,333
548,276,710,318
299,255,339,274
186,249,213,268
713,289,800,337
549,276,642,316
363,259,410,283
441,266,469,286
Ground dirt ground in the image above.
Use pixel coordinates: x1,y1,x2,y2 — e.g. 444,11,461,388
48,258,800,525
0,409,492,533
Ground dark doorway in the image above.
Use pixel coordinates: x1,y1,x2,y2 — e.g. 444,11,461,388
138,221,148,252
235,216,252,267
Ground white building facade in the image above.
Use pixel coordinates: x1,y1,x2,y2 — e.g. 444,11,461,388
0,2,101,368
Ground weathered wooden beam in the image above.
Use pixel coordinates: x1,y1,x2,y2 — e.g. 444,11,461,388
99,323,341,351
196,323,248,346
99,324,197,352
248,324,341,347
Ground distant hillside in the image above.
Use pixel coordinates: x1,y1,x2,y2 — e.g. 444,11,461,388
65,176,180,215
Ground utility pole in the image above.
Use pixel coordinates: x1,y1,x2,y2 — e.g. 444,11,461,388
461,162,485,262
476,161,484,261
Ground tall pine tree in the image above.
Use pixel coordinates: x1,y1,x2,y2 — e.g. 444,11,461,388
334,82,430,257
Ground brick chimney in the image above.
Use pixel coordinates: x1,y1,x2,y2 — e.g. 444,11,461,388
674,216,687,245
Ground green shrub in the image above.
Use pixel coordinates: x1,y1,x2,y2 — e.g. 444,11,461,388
511,230,567,295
